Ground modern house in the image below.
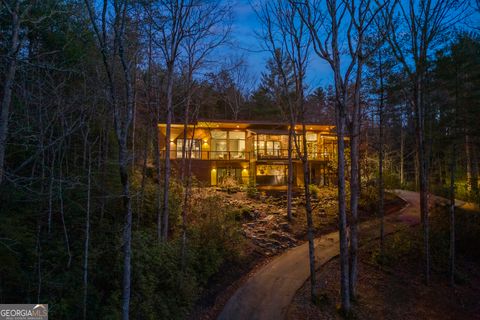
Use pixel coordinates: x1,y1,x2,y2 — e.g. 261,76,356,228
158,119,338,187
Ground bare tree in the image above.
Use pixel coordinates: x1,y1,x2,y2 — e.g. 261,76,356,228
145,0,198,242
177,0,231,269
343,0,387,299
382,0,469,285
257,0,317,301
82,135,96,320
84,1,137,318
293,0,354,310
0,1,31,184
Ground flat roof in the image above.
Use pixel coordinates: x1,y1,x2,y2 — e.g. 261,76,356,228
158,119,335,132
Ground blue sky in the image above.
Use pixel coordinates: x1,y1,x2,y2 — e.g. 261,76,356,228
227,0,480,92
228,0,333,91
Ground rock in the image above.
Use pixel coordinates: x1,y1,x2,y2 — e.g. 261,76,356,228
279,222,292,232
264,215,275,222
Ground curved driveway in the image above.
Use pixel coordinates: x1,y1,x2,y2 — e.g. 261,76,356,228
218,190,448,320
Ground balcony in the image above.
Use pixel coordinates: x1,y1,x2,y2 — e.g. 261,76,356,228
208,151,250,160
161,150,332,161
256,149,331,161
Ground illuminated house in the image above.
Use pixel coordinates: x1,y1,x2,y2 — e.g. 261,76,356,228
157,119,338,187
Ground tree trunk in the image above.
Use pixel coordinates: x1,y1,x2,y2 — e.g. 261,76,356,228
300,127,317,302
449,143,456,286
465,134,473,192
119,142,133,320
472,144,479,194
287,126,294,221
400,126,404,186
155,113,162,241
348,58,362,300
0,1,21,185
36,222,42,303
59,160,72,269
414,78,430,285
378,53,385,257
337,100,350,311
83,144,92,320
162,65,175,241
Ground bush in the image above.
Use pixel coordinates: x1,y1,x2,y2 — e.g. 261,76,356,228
246,183,260,199
359,185,378,212
309,184,321,198
128,194,244,320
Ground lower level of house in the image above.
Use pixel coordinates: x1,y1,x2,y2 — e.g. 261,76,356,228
173,159,334,187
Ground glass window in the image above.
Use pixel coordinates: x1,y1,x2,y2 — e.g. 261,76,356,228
306,132,317,141
229,131,245,139
211,130,227,139
176,139,201,159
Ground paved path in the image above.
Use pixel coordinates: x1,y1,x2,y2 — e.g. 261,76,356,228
218,190,453,320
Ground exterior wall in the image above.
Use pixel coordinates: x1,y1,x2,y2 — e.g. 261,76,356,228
158,121,339,187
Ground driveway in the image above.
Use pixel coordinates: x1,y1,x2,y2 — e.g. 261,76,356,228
218,190,447,320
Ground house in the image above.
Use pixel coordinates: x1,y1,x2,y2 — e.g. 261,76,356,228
157,119,338,187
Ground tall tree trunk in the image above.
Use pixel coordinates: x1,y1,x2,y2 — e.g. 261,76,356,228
414,78,430,285
162,65,175,241
449,143,456,286
348,57,362,300
119,142,133,320
300,127,316,302
58,148,72,269
400,126,405,186
138,127,150,225
378,53,385,258
155,126,162,240
337,99,350,311
36,222,42,303
84,2,135,317
465,135,473,193
83,143,92,320
287,126,294,221
472,144,479,195
0,1,21,185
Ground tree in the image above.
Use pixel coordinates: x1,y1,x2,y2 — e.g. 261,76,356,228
382,0,470,285
0,0,35,184
145,0,199,241
258,0,317,301
177,0,230,270
84,1,137,318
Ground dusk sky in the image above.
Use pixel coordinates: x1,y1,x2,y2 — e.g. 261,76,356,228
229,0,333,91
228,0,480,92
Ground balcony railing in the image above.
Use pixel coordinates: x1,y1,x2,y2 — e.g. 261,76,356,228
256,149,331,161
160,150,332,161
208,151,249,160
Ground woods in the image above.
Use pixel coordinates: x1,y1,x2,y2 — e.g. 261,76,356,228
1,0,479,319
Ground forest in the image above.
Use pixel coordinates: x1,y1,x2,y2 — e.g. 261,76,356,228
1,0,480,319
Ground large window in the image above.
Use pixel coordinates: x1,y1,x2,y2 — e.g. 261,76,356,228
210,130,246,159
176,139,201,159
211,130,228,159
229,131,246,159
255,134,288,158
256,164,287,185
306,133,318,159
